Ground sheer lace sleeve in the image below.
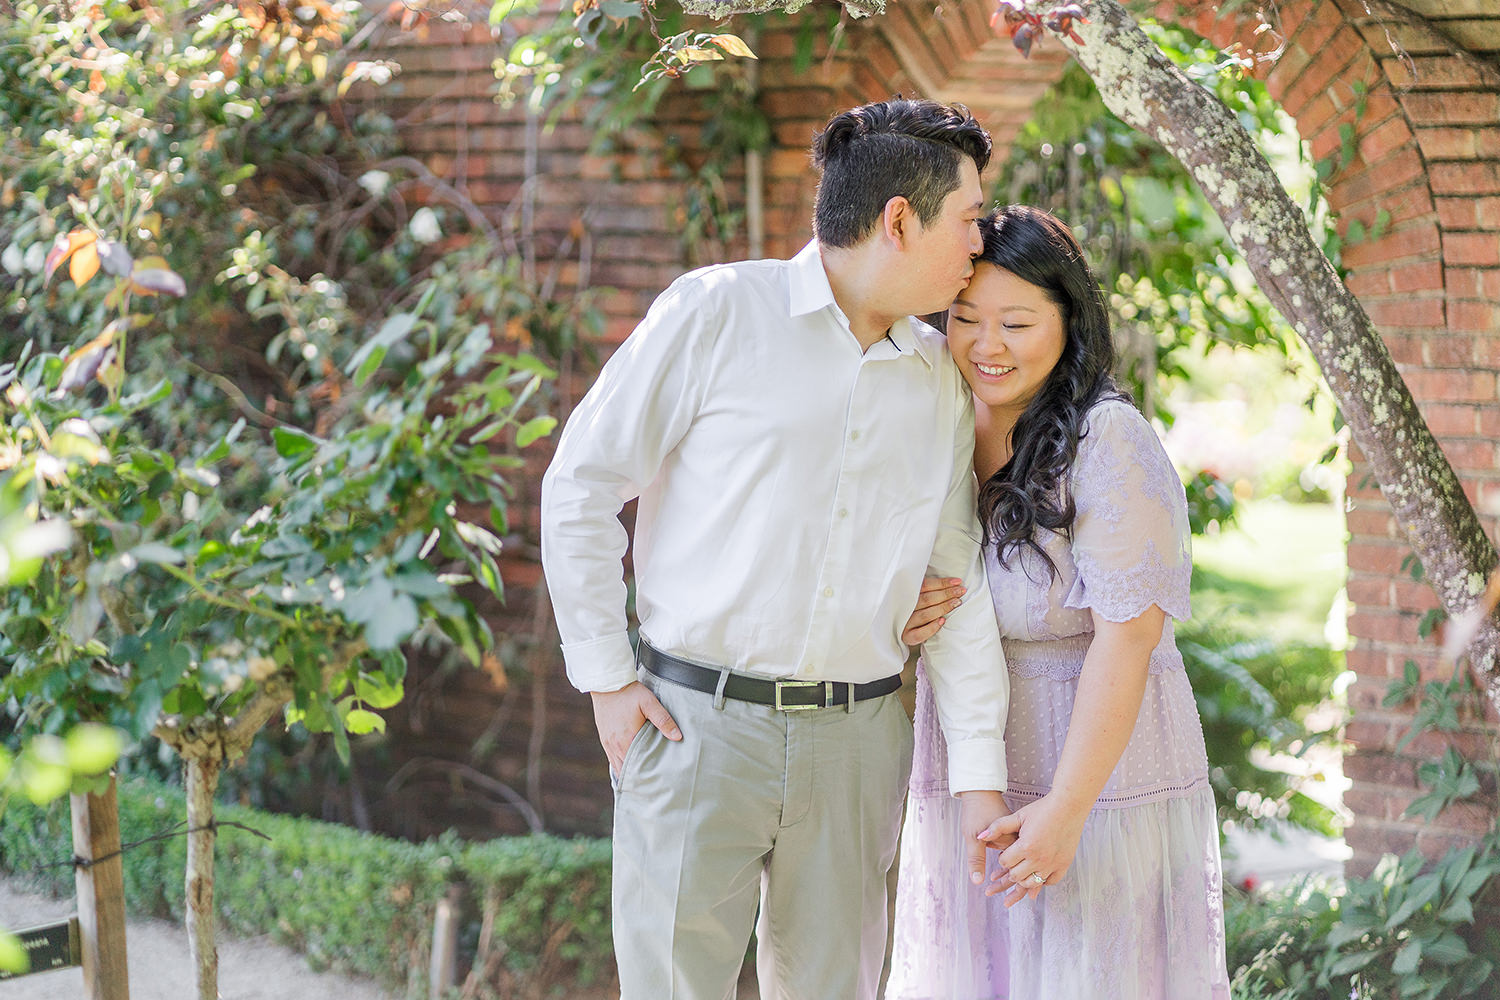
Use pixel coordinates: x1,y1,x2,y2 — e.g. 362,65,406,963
1062,400,1192,624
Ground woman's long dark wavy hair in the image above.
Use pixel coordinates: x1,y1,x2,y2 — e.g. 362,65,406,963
967,205,1128,576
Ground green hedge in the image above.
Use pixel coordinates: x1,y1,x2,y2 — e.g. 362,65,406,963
0,779,613,997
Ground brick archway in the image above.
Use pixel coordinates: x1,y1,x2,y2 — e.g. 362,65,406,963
358,2,1500,867
829,0,1500,873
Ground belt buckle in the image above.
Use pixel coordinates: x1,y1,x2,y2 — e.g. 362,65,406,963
773,679,831,711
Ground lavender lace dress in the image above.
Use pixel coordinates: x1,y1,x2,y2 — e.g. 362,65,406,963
887,400,1230,1000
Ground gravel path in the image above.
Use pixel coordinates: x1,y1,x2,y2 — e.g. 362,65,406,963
0,879,397,1000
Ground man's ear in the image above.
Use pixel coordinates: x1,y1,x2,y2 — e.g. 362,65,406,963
881,195,915,249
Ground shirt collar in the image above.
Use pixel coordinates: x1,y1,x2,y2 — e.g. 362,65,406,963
886,316,937,369
788,241,837,319
787,241,936,370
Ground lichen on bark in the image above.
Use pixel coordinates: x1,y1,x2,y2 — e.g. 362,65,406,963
1058,0,1500,708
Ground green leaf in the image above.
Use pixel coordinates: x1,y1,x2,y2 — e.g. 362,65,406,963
1326,949,1378,976
1439,896,1475,924
1391,939,1422,976
327,696,351,764
365,593,419,651
64,723,123,776
469,420,508,444
1417,606,1446,639
353,344,387,387
272,426,318,458
1388,872,1444,928
1423,930,1471,965
19,749,71,805
391,570,448,598
200,418,247,465
344,708,386,735
0,930,27,975
355,675,404,709
1324,922,1370,950
119,378,172,411
342,576,420,651
130,542,185,565
490,0,539,24
515,414,557,448
1460,959,1494,993
132,680,165,738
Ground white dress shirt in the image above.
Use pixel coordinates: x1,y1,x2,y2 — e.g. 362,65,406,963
540,241,1009,793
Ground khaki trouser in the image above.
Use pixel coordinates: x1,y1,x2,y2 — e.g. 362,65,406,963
611,665,914,1000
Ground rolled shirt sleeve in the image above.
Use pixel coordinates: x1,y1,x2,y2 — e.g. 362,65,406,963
540,278,709,693
917,370,1010,795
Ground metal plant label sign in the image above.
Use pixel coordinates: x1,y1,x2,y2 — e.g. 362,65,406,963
0,919,82,980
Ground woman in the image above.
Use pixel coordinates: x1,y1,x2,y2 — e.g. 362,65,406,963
886,206,1230,1000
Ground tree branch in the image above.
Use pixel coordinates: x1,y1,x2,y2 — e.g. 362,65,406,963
1061,0,1500,708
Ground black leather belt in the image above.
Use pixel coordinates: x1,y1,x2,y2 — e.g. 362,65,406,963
638,641,901,711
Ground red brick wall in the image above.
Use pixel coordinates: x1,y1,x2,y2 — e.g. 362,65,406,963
1182,0,1500,874
355,1,1500,857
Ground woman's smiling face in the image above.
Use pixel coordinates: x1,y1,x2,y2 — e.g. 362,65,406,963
946,262,1067,418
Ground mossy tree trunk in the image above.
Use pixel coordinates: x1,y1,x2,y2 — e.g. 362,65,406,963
1059,0,1500,705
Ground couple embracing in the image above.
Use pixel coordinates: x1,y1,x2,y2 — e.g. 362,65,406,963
541,98,1231,1000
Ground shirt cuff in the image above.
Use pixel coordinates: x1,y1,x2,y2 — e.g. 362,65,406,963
944,737,1008,796
561,632,638,693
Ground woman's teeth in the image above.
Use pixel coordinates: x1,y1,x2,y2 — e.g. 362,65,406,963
975,362,1015,377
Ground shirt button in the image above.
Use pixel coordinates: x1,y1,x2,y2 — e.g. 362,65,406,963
837,508,848,518
822,586,834,597
850,429,861,441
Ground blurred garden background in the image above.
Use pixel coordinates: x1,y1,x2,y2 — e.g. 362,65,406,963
2,1,1497,998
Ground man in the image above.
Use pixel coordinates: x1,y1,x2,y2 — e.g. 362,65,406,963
540,98,1010,1000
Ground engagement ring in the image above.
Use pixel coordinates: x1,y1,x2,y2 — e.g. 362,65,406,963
1028,872,1046,886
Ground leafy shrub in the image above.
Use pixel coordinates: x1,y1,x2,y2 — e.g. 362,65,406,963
1223,835,1500,1000
1180,617,1346,835
0,778,614,995
1225,878,1339,1000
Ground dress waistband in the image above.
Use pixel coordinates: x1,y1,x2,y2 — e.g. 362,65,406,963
1001,635,1093,680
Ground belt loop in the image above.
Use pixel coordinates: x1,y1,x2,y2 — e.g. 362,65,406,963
845,681,855,713
712,669,730,711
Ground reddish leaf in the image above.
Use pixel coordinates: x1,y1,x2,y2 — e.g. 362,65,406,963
677,46,723,64
43,230,97,284
238,0,267,30
69,241,101,287
96,240,133,278
58,326,119,393
129,267,187,298
1013,22,1036,56
996,0,1028,32
707,33,757,59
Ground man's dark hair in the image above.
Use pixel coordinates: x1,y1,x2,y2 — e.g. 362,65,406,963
810,98,992,249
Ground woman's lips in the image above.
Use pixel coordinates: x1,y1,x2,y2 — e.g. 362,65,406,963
973,361,1015,379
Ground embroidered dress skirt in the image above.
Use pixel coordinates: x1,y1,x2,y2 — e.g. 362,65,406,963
886,658,1231,1000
